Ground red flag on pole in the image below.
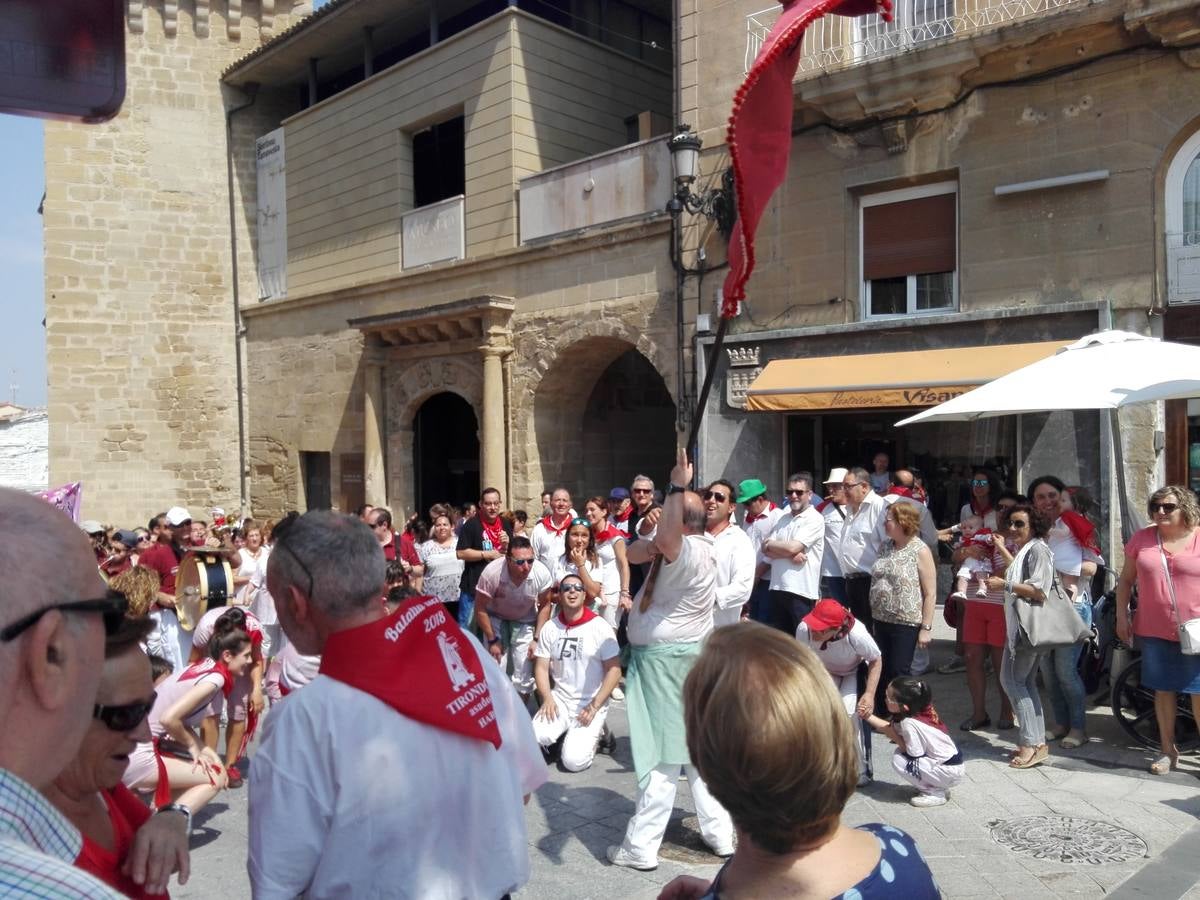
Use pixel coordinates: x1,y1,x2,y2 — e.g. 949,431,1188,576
722,0,891,318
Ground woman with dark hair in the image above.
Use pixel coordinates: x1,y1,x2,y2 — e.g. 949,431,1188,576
46,617,189,898
419,512,464,618
987,503,1056,769
961,468,1002,530
1116,485,1200,774
552,518,605,607
1028,474,1100,750
584,496,630,627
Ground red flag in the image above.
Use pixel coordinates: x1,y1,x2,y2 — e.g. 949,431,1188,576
722,0,891,317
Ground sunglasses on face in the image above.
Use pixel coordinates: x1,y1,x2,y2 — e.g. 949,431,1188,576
786,489,809,497
972,479,989,487
560,584,585,594
510,557,534,567
632,488,653,494
0,591,129,643
94,692,156,732
1007,520,1029,530
703,491,728,503
1150,503,1179,514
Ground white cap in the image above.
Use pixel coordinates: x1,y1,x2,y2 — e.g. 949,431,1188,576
80,520,105,535
824,467,849,485
165,506,193,526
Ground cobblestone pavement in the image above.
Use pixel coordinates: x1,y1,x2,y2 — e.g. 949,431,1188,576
176,625,1200,899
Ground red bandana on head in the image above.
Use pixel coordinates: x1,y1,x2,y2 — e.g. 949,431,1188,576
721,0,891,317
178,658,234,698
541,514,571,537
320,596,502,749
480,515,505,548
745,501,777,523
559,607,599,629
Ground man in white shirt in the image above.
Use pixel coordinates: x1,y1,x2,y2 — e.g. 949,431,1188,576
608,450,734,871
703,479,755,627
737,477,784,624
839,466,887,630
530,487,574,571
818,468,850,606
533,573,622,772
882,467,939,551
761,472,825,634
253,510,545,899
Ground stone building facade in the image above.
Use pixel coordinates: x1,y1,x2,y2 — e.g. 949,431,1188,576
42,1,309,524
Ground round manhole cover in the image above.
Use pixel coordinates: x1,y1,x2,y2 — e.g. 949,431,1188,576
659,815,727,865
990,815,1148,865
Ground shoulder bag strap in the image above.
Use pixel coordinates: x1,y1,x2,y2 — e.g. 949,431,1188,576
1158,532,1183,631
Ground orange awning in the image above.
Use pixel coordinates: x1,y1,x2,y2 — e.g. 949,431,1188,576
744,340,1069,412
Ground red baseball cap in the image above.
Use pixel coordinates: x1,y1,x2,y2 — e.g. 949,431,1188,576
802,599,850,632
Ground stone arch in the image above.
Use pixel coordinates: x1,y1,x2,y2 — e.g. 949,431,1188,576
385,354,483,517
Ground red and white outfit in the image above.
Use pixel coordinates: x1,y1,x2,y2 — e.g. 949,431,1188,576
475,557,554,695
530,514,572,572
742,502,784,587
190,607,269,723
592,524,626,627
533,609,620,771
954,529,995,596
891,712,965,802
248,597,545,899
608,506,633,539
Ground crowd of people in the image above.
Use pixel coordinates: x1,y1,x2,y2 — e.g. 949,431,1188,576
2,447,1198,898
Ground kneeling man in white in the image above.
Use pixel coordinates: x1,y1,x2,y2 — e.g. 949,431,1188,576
533,574,622,771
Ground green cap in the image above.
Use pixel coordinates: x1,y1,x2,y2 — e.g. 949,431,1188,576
736,478,769,504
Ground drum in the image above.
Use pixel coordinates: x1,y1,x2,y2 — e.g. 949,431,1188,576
175,551,234,631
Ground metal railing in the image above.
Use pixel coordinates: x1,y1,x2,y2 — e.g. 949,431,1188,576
746,0,1099,75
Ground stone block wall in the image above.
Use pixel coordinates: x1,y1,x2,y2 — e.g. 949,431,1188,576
43,1,307,525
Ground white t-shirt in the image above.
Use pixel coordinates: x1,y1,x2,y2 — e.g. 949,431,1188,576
149,659,224,737
766,507,825,598
534,614,620,714
248,632,546,900
742,505,785,579
896,716,960,766
190,606,270,659
475,557,554,623
821,503,846,577
529,519,571,571
795,619,881,677
594,534,624,605
249,563,278,627
959,503,999,532
710,524,756,627
627,533,716,646
551,554,605,598
1047,517,1084,577
236,546,269,608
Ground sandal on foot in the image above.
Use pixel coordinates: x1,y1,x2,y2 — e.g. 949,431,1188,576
1060,732,1087,750
960,716,991,732
1010,745,1049,769
1150,754,1179,776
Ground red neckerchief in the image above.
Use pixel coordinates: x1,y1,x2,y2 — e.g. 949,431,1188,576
888,486,914,499
558,607,599,629
745,502,777,523
970,497,993,518
593,523,624,544
613,505,632,523
541,514,571,537
912,705,949,735
236,706,259,761
815,499,830,514
320,596,502,748
177,658,235,698
480,515,505,548
1060,510,1102,555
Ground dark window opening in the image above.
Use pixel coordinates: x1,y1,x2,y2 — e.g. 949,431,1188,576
412,116,466,208
300,451,332,511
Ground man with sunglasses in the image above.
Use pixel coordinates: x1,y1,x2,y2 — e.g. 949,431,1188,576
703,480,756,626
474,536,556,703
760,472,825,635
0,487,126,898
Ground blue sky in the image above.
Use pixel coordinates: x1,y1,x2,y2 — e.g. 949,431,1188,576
0,114,46,407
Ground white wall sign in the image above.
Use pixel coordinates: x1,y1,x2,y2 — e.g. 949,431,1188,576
255,128,287,301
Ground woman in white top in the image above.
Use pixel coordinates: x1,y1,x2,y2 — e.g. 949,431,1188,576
419,513,465,615
552,518,605,607
583,496,630,628
1029,475,1097,750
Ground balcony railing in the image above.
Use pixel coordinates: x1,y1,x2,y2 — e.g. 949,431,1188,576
400,195,465,270
1168,231,1200,305
518,136,671,244
746,0,1098,75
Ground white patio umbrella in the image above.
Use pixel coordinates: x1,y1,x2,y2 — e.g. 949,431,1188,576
895,330,1200,541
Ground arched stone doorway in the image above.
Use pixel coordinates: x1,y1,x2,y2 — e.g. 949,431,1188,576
531,338,676,502
413,392,480,514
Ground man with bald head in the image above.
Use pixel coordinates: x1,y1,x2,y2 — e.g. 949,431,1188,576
0,487,125,897
608,450,734,871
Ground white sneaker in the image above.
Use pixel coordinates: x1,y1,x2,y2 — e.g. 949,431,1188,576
611,686,625,701
606,845,657,870
910,793,948,808
975,586,989,598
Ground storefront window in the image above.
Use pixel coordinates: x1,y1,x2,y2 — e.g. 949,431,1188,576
1189,399,1200,493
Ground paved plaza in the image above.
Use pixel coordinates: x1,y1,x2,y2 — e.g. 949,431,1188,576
176,622,1200,899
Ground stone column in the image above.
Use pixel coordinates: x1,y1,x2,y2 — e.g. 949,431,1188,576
364,351,386,507
479,344,507,496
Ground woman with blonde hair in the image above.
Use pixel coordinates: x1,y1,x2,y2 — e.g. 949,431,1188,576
660,623,937,899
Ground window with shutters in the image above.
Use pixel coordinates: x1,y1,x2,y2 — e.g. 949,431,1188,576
860,182,958,319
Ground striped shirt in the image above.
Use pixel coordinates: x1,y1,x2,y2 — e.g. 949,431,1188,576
0,768,121,899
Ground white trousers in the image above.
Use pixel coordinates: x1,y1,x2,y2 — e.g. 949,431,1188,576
499,622,536,695
620,764,734,861
598,595,620,628
531,698,608,772
832,672,870,777
148,609,185,672
891,751,964,799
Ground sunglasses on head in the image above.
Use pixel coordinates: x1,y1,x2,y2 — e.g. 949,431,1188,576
703,490,728,503
94,693,156,732
0,591,129,643
570,517,590,528
1150,503,1178,514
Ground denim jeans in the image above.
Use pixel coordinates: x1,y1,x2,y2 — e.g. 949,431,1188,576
1001,644,1047,749
457,590,475,631
820,575,848,607
871,620,920,715
1040,597,1093,732
747,580,772,624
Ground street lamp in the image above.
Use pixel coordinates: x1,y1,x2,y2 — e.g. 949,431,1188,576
666,124,735,238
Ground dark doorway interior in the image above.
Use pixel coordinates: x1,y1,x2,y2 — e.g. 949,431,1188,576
300,451,332,510
581,349,676,496
414,392,480,515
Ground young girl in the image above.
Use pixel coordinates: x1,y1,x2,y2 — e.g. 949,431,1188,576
860,676,964,808
552,519,605,608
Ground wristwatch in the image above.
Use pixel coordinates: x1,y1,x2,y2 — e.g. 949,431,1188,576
667,483,687,495
157,802,192,833
920,624,933,631
488,635,502,646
